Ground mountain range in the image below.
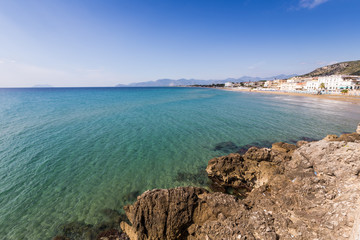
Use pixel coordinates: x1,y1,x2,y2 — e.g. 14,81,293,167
115,74,298,87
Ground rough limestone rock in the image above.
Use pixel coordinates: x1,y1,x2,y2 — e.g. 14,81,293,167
120,187,206,240
243,147,271,162
206,152,278,196
357,123,360,134
120,131,360,240
121,188,279,240
323,134,338,141
296,140,309,148
271,142,297,154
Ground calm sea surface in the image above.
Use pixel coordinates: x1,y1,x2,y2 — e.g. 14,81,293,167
1,87,360,239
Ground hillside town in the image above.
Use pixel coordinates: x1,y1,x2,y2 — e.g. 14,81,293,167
224,75,360,95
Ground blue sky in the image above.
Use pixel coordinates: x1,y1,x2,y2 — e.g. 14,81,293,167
0,0,359,87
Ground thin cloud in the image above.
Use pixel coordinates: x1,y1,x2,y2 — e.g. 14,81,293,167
299,0,329,9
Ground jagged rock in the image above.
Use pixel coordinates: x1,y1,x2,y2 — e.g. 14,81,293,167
296,140,308,147
271,142,297,153
206,153,255,196
243,147,271,162
121,189,278,240
120,187,207,240
357,123,360,134
323,134,338,141
337,132,360,142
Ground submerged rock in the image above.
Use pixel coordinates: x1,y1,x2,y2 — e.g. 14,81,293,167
213,141,238,152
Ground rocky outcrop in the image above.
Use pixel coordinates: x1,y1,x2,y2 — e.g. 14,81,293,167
121,131,360,240
120,187,206,240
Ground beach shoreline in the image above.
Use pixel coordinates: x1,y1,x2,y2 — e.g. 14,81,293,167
220,87,360,104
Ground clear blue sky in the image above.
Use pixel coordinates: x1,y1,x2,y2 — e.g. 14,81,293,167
0,0,359,87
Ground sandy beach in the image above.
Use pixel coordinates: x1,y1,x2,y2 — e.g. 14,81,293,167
222,88,360,105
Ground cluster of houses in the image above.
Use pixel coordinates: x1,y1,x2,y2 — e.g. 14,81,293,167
225,75,360,94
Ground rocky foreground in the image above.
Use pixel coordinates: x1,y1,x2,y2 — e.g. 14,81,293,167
120,126,360,240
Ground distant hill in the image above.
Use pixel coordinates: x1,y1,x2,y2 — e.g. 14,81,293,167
300,60,360,77
115,74,297,87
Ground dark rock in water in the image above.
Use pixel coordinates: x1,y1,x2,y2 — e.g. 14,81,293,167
236,144,254,155
97,229,130,240
123,190,141,202
296,140,309,147
101,208,129,225
58,221,95,240
175,166,208,186
53,236,69,240
300,136,317,142
237,141,273,155
55,211,130,240
213,141,238,152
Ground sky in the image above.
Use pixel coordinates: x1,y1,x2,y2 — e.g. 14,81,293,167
0,0,359,87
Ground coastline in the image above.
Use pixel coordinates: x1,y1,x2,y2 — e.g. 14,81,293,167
119,127,360,240
52,125,360,239
221,87,360,105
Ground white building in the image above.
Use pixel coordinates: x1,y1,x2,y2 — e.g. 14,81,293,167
305,80,319,92
318,75,360,92
224,82,233,87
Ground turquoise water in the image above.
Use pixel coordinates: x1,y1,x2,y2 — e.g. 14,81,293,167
0,87,360,239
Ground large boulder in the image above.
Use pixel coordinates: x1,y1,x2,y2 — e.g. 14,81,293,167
120,187,206,240
121,188,278,240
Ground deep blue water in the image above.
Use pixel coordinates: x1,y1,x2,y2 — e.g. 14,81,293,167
0,87,359,239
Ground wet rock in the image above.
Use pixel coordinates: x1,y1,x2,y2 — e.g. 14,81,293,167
58,221,95,240
101,209,128,225
123,191,141,202
236,141,273,155
213,141,238,152
300,136,317,142
97,229,129,240
53,236,69,240
175,166,208,186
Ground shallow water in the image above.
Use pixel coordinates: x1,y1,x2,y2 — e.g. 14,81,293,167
0,87,359,239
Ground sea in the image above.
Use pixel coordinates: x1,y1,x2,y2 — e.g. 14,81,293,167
1,87,360,239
